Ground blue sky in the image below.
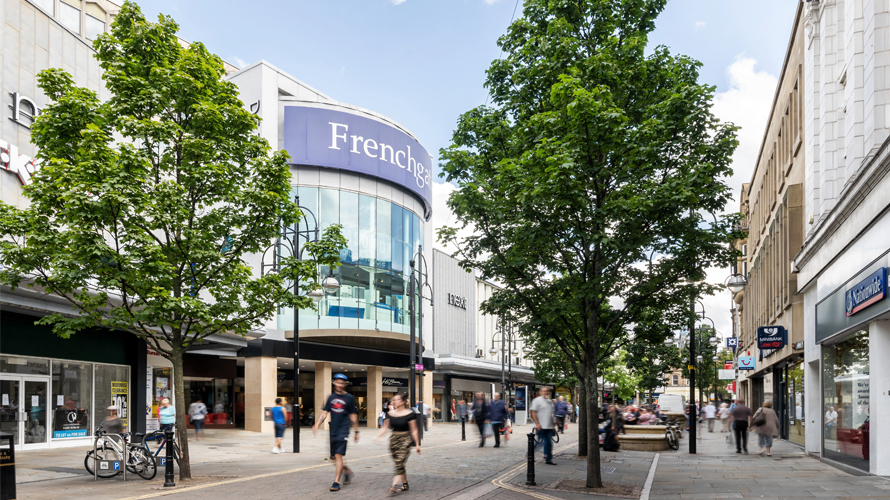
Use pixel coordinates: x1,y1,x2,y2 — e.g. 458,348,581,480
133,0,800,337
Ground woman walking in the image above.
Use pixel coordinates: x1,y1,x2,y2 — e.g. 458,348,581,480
158,398,176,432
752,401,781,456
187,397,208,440
375,393,421,494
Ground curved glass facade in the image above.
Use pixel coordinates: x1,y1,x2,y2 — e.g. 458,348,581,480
278,186,423,335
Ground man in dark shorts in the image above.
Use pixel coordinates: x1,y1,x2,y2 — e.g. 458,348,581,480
313,373,359,492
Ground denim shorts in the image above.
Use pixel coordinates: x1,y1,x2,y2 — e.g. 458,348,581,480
274,423,286,438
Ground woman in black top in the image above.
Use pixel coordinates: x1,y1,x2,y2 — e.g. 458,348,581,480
375,392,421,493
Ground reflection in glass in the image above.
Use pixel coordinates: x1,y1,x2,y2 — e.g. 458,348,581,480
52,361,92,439
822,330,869,470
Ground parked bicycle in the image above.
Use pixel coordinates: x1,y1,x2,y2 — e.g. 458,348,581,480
84,425,157,480
137,429,181,467
664,418,680,450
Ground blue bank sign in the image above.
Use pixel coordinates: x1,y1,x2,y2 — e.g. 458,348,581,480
283,106,433,220
845,267,886,317
756,326,787,349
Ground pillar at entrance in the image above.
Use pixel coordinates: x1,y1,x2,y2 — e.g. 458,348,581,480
245,356,277,433
423,370,435,428
367,366,383,428
315,361,332,430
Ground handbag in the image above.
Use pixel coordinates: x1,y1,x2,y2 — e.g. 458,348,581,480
752,409,766,427
482,423,494,439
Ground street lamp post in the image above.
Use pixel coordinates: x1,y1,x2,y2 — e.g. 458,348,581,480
260,196,340,454
490,319,531,407
408,245,432,443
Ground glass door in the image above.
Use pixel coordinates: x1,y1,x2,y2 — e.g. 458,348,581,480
22,378,49,449
0,378,21,446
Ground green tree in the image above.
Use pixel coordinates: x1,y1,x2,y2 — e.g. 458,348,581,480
438,0,741,487
0,2,344,480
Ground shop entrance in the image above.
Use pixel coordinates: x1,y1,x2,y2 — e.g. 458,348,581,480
0,375,50,450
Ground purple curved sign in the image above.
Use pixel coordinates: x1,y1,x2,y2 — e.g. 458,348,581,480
283,106,433,220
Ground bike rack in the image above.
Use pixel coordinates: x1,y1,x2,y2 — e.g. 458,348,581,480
92,432,128,481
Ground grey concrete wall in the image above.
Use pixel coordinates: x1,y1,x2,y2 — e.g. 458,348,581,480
431,248,475,357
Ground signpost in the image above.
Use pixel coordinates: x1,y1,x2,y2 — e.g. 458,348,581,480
757,326,787,349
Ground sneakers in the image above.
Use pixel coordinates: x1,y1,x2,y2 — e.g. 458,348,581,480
330,482,340,492
272,447,280,454
545,461,557,465
342,470,352,485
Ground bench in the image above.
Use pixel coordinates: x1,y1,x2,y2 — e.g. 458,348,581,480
617,433,670,452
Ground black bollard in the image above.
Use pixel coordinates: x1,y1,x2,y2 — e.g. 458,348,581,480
163,430,175,487
461,417,466,441
525,432,536,486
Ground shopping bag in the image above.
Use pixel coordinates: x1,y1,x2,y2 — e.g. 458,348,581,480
483,423,494,439
725,434,733,447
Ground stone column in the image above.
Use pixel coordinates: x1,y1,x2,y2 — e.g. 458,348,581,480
245,356,277,433
367,366,383,429
870,320,889,476
423,370,435,428
314,361,332,430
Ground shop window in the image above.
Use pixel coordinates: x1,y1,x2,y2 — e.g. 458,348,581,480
51,361,92,438
672,375,679,386
0,355,49,375
822,329,869,470
94,364,130,432
59,1,81,34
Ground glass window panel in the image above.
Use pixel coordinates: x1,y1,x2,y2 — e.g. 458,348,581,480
359,195,376,231
412,214,421,251
376,234,391,270
52,361,92,438
340,191,358,228
84,14,105,40
392,205,404,244
359,229,375,267
342,226,358,264
32,0,53,14
374,271,392,320
402,208,411,245
0,355,49,374
319,188,339,231
392,237,403,274
59,2,81,34
94,364,130,432
297,187,320,232
377,199,391,236
403,243,411,276
822,329,869,470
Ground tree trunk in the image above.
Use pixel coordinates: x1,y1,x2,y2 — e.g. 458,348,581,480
577,381,587,457
172,346,192,480
584,356,602,488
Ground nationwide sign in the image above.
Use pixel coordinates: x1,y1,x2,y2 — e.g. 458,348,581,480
845,267,886,316
757,326,787,349
738,356,755,371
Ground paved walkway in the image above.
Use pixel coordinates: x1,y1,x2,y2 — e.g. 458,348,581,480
10,422,890,499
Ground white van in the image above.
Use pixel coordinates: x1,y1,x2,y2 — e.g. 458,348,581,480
656,394,687,413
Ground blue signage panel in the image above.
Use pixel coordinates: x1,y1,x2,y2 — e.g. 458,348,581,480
283,106,433,220
515,386,527,411
756,326,787,349
726,337,738,348
845,267,886,316
53,429,88,438
738,357,755,371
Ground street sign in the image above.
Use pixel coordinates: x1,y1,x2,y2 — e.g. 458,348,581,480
718,369,735,380
757,326,787,349
738,356,755,370
99,460,121,471
726,337,738,348
414,363,424,372
724,362,733,369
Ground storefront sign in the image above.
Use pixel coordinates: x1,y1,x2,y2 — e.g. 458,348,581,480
447,293,467,309
738,356,755,370
52,409,88,438
724,362,733,369
111,381,128,420
283,106,433,220
0,139,40,185
726,337,738,348
757,326,787,349
845,267,886,316
718,369,735,380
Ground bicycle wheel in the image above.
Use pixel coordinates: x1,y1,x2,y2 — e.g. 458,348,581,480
127,446,157,480
84,448,123,478
666,430,679,450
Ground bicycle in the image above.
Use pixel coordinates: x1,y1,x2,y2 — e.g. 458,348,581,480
664,418,680,450
136,429,181,467
84,425,157,480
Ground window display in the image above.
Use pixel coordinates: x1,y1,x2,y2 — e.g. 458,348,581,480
95,364,130,432
51,361,92,438
822,329,869,470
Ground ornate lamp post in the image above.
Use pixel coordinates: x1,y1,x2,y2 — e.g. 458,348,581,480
489,319,531,406
261,196,339,454
408,245,432,442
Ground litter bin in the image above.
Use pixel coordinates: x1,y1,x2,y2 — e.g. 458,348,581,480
0,432,15,500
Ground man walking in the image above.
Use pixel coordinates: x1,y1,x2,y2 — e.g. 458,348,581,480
530,387,556,465
704,400,717,433
470,392,489,447
313,374,359,492
731,398,753,454
554,396,568,434
417,399,430,431
456,399,469,424
489,393,509,448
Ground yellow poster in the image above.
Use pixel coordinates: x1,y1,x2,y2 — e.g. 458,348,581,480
111,381,129,422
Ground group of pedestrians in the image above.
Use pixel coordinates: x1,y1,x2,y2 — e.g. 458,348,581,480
725,398,780,455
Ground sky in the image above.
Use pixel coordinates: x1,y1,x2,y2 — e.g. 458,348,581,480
133,0,800,340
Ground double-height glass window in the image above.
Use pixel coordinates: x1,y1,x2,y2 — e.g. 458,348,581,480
282,187,423,335
822,329,869,470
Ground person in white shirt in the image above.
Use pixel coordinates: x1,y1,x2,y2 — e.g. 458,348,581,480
417,400,431,431
718,403,731,432
703,401,717,433
824,406,838,438
530,387,556,465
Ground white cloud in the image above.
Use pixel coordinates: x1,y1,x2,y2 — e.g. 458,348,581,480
391,0,407,4
484,0,506,4
232,55,247,68
695,21,706,29
431,180,472,254
340,66,346,75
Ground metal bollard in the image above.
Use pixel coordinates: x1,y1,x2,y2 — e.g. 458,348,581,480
461,417,466,441
525,432,536,486
163,430,175,487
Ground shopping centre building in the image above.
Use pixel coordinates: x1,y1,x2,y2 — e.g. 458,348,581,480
0,0,540,450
